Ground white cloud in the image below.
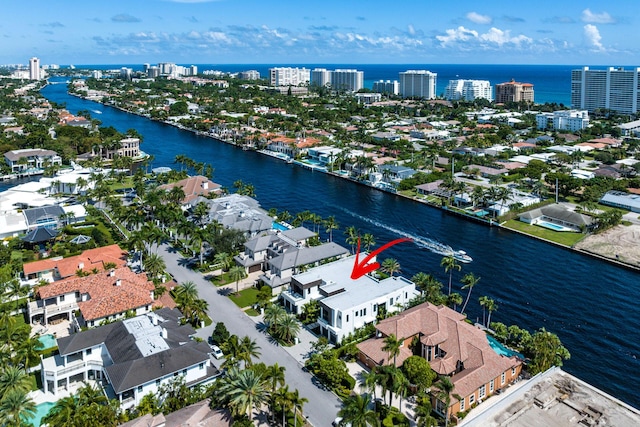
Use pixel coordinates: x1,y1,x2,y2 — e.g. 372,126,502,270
466,12,492,25
480,27,532,46
436,26,531,48
584,24,604,51
581,9,615,24
408,24,415,36
436,26,478,46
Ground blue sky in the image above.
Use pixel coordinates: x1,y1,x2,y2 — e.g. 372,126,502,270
3,0,639,66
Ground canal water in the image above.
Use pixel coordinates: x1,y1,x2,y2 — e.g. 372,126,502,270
38,79,640,408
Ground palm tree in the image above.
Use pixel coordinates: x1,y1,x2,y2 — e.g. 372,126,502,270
361,233,376,252
0,366,31,398
447,292,463,311
277,314,301,344
275,385,293,427
440,255,461,295
460,273,481,314
42,396,77,427
238,336,261,367
265,363,286,423
337,393,379,427
229,265,247,296
380,258,400,277
14,335,41,369
0,389,36,427
436,376,455,427
324,216,339,242
414,394,437,427
360,368,380,401
344,226,360,253
479,296,490,327
219,367,269,422
263,304,286,334
485,298,498,328
143,253,166,281
290,389,308,427
214,252,232,273
382,333,402,366
174,281,199,317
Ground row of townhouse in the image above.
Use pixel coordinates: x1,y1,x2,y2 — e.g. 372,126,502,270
41,308,220,410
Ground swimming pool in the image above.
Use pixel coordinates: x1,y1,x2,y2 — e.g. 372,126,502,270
537,221,573,232
37,334,57,350
272,221,289,231
487,335,524,359
31,401,55,426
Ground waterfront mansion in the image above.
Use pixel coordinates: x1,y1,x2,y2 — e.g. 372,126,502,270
357,302,523,421
281,255,419,343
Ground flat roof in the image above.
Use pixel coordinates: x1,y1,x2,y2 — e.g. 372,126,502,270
460,367,640,427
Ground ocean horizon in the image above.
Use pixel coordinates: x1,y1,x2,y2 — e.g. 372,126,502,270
73,63,589,105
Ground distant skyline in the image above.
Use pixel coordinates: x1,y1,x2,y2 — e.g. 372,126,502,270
3,1,640,66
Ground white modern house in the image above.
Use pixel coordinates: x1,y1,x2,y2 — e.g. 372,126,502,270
41,308,220,410
4,148,62,173
281,255,419,344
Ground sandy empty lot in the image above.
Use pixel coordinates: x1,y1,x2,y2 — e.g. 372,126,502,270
574,224,640,267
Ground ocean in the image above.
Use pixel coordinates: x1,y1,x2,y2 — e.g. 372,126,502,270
78,63,575,105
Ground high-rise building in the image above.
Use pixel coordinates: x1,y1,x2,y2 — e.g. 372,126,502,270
190,65,198,76
311,68,332,87
495,79,534,104
444,79,493,102
331,69,364,92
29,57,40,80
571,66,640,114
269,67,310,87
372,80,399,95
399,70,437,99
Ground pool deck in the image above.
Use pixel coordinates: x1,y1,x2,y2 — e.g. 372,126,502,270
30,319,73,339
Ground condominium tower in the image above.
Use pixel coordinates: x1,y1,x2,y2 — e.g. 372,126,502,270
310,68,332,87
399,70,437,99
269,67,310,87
495,79,534,104
29,57,40,80
372,80,399,95
571,66,640,114
331,69,364,92
444,79,493,102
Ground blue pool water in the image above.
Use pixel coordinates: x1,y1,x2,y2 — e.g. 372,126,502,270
305,159,322,166
487,334,524,359
538,221,567,231
272,221,289,231
31,401,55,426
37,334,57,350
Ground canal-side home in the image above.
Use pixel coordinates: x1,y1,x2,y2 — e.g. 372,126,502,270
357,302,522,420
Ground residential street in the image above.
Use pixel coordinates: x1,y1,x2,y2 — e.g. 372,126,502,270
159,243,342,427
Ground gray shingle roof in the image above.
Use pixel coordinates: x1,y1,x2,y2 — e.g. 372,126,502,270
23,205,65,227
268,242,349,271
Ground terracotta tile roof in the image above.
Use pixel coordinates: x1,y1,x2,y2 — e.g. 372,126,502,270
37,267,155,322
358,302,521,402
158,175,222,205
23,244,127,278
154,292,177,310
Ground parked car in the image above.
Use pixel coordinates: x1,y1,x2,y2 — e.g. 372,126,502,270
209,344,224,359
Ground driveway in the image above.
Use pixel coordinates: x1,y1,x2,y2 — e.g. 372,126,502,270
159,243,342,427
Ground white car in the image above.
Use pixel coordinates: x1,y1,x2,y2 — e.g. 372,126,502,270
209,344,224,359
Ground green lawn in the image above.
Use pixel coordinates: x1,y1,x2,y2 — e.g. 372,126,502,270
503,219,586,247
229,287,259,308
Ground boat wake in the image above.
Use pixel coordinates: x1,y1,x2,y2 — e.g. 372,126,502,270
337,207,472,262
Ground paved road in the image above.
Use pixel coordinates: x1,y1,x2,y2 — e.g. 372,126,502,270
159,243,341,427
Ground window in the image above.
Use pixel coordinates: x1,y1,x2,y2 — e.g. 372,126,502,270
490,379,495,392
501,372,506,385
389,298,393,305
460,397,465,412
138,386,143,392
363,308,366,316
199,363,204,370
86,348,92,355
156,380,161,387
511,367,517,377
182,369,187,376
60,295,65,302
479,384,486,399
469,394,475,405
355,311,359,317
346,315,349,322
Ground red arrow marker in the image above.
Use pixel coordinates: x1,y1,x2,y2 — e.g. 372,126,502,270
350,237,413,280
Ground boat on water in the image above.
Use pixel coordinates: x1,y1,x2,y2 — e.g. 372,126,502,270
92,109,102,114
414,237,473,263
452,250,473,263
